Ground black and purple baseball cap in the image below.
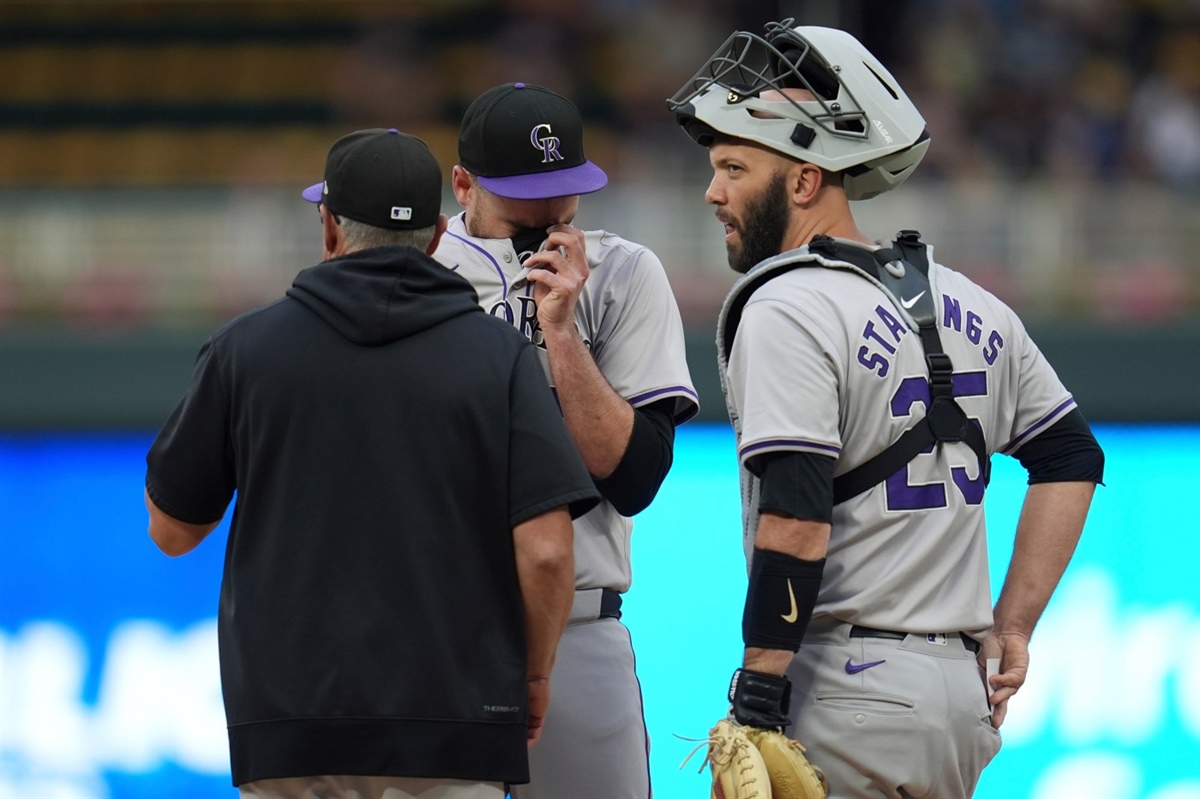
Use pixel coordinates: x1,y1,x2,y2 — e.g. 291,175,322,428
301,128,442,229
457,82,608,200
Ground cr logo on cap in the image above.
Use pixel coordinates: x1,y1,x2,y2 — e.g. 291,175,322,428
530,124,564,164
391,207,413,221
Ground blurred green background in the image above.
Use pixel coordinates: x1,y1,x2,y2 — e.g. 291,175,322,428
1,0,1197,427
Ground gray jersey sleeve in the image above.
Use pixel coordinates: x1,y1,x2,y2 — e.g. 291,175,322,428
997,311,1078,455
727,292,843,466
586,234,699,423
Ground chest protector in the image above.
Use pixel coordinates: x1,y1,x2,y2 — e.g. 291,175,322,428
716,230,990,505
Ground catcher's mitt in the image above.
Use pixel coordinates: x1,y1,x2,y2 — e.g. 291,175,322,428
681,719,827,799
682,719,770,799
745,726,828,799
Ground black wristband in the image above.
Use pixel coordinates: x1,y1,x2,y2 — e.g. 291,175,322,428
728,667,792,730
742,548,825,651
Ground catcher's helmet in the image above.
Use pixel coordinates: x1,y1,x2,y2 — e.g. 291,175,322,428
667,20,929,200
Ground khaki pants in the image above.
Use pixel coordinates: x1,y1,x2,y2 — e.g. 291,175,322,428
239,776,506,799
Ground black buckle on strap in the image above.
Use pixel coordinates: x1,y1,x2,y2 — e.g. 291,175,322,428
926,352,954,386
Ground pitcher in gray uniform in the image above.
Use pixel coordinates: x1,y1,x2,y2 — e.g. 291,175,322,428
434,82,699,799
669,21,1104,798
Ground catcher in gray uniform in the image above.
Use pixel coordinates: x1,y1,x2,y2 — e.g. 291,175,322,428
668,21,1105,798
433,82,699,799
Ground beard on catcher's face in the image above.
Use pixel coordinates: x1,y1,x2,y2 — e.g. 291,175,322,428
726,170,791,274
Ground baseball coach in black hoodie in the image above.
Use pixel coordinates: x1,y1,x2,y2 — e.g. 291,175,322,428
145,128,600,799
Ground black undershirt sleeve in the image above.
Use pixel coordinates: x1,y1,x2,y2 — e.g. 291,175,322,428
751,450,837,524
1011,408,1105,485
749,409,1103,519
592,398,677,517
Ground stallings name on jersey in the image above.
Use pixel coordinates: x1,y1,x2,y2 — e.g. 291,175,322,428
856,294,1004,377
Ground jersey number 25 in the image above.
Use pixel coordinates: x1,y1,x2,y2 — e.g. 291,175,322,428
886,371,988,512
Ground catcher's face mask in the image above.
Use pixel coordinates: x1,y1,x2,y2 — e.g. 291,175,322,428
668,19,931,200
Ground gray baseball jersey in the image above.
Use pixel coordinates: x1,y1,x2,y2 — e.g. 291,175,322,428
718,241,1075,639
435,212,697,799
436,212,699,591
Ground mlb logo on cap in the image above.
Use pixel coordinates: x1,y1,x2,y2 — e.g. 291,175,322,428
302,128,442,230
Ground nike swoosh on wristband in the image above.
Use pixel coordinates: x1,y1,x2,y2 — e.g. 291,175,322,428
845,658,886,674
900,290,926,309
781,578,799,623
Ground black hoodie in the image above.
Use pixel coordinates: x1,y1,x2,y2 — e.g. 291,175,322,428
287,244,480,345
146,245,598,786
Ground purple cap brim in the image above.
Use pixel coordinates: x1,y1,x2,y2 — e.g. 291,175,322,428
301,182,324,203
476,161,608,200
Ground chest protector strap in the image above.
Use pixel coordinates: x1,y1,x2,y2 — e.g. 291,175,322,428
804,231,989,504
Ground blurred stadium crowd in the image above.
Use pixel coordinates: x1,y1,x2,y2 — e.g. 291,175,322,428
0,0,1196,330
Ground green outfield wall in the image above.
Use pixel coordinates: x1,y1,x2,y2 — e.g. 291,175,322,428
1,321,1196,429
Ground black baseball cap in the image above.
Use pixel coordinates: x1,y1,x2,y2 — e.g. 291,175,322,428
458,82,608,200
302,128,442,229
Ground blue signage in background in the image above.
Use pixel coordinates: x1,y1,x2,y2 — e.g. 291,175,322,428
627,424,1200,799
0,433,235,799
2,425,1198,799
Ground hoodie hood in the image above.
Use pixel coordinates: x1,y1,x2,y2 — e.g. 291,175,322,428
287,245,481,345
